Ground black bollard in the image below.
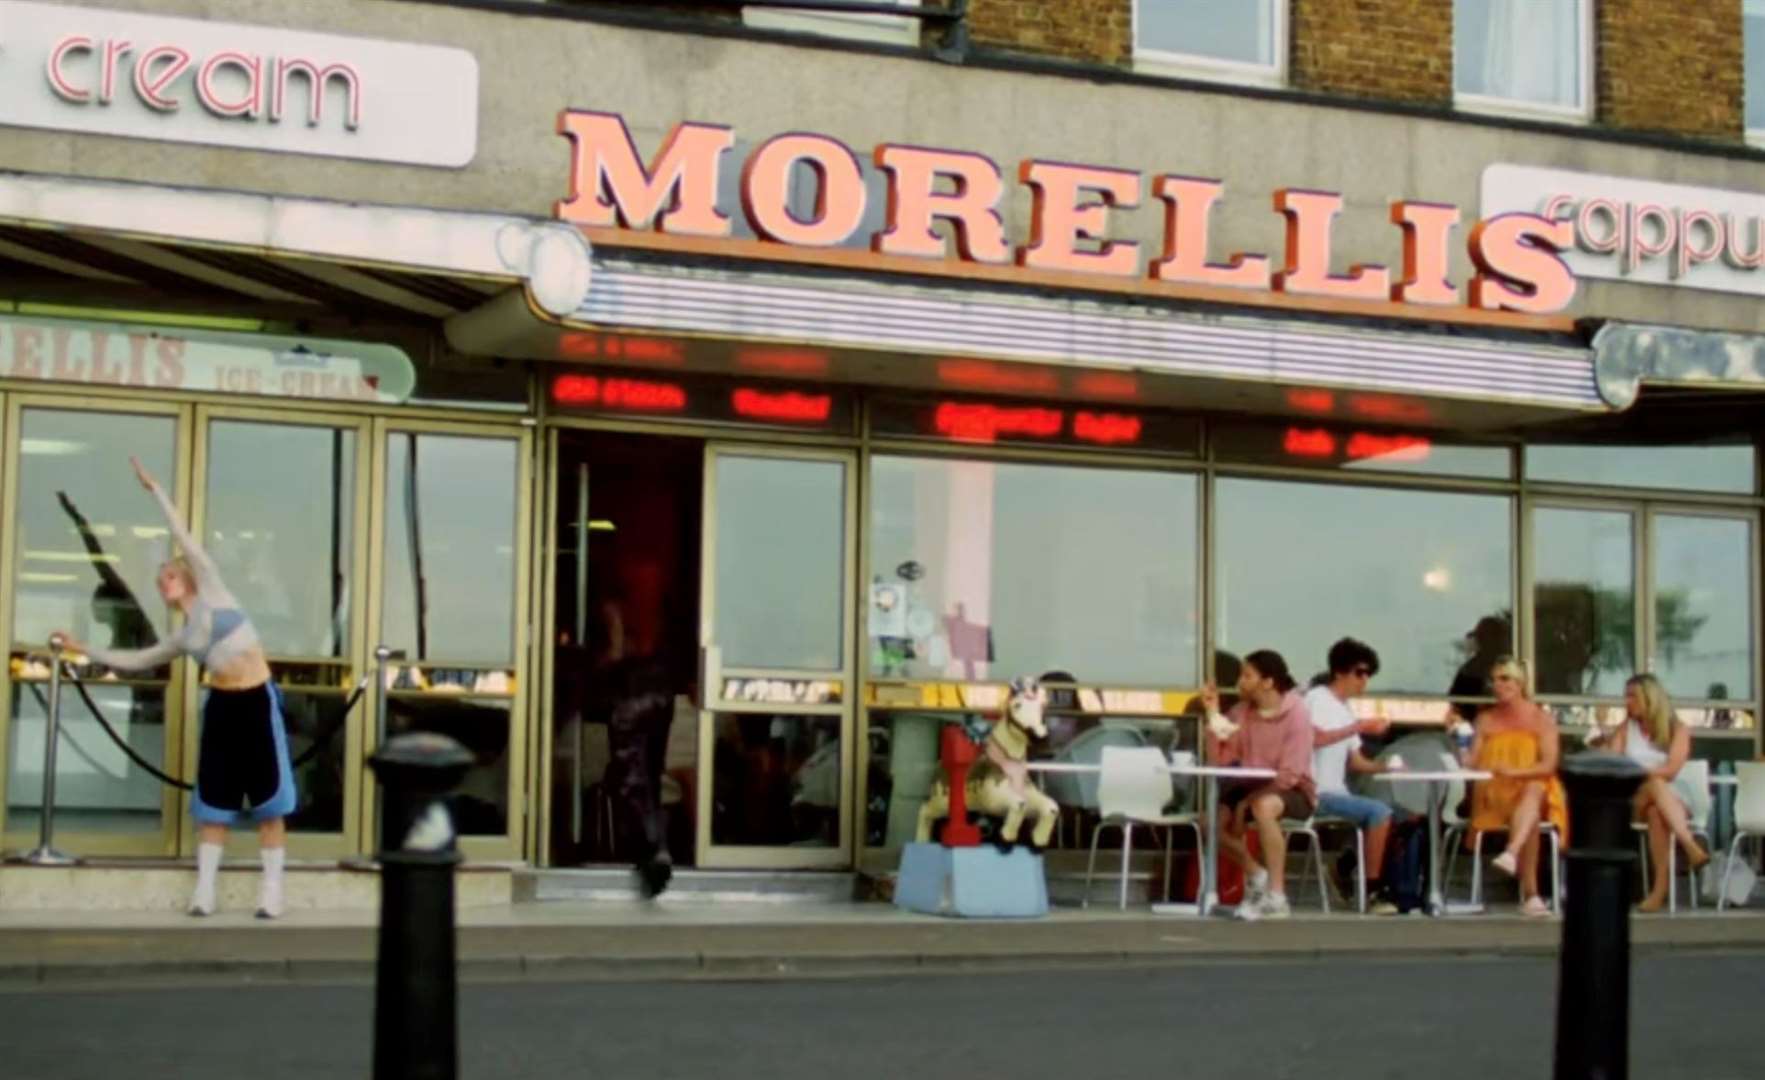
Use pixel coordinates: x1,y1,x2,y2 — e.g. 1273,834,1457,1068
371,732,474,1080
1554,751,1646,1080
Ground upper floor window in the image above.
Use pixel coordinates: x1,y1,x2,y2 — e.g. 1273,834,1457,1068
1133,0,1286,87
744,1,919,47
1747,0,1765,141
1455,0,1592,122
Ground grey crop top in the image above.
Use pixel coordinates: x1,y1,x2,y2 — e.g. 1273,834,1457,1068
83,485,263,673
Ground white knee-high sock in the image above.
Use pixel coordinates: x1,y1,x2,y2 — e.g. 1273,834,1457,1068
191,842,223,915
257,847,286,918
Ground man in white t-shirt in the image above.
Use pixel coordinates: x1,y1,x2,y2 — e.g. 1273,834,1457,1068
1306,637,1402,915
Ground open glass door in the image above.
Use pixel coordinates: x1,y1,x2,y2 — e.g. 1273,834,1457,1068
697,445,856,869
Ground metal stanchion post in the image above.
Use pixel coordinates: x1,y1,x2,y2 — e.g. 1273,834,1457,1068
10,636,79,866
373,644,397,856
371,731,472,1080
1554,751,1646,1080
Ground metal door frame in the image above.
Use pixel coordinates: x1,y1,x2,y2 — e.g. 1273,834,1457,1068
696,442,858,869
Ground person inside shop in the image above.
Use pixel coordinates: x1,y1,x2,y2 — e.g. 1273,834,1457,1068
1305,637,1404,915
1462,657,1567,918
590,554,677,898
1600,673,1710,911
57,458,294,919
1201,649,1317,921
1447,615,1511,725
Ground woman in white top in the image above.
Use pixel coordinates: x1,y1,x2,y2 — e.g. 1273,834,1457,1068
57,458,291,919
1606,673,1709,912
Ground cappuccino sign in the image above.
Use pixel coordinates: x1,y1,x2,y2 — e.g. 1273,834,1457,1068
0,1,477,166
1482,163,1765,296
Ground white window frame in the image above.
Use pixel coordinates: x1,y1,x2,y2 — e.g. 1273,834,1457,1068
743,1,920,48
1131,0,1287,89
1453,0,1594,125
1745,0,1765,146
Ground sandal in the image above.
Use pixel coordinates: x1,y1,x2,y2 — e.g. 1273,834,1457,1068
1520,896,1552,918
1492,851,1519,878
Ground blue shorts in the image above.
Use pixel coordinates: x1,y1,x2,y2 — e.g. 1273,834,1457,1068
1317,790,1393,829
190,682,297,826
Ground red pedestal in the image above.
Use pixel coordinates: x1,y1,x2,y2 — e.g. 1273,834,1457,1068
938,725,982,848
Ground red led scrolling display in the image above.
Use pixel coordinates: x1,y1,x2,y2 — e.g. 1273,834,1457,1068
931,402,1146,446
550,373,841,428
1282,426,1433,463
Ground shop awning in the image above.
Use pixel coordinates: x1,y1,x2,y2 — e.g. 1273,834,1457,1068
0,170,595,326
0,170,1616,431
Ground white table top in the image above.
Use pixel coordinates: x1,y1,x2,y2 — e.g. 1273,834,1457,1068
1373,770,1492,782
1025,762,1276,779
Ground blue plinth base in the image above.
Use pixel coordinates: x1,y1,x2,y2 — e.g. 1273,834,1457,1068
893,841,1049,918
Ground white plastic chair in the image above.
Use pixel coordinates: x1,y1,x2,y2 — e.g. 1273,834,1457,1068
1441,750,1561,914
1717,761,1765,912
1632,758,1712,914
1280,815,1348,913
1083,746,1202,910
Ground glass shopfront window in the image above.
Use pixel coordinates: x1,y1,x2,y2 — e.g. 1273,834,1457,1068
867,456,1200,687
1651,513,1755,703
1533,507,1634,698
1215,478,1513,695
1526,442,1757,495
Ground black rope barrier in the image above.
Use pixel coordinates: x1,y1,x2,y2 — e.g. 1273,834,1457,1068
46,663,370,793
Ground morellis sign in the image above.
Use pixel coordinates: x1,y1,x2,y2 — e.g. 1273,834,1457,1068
0,1,478,166
557,111,1581,326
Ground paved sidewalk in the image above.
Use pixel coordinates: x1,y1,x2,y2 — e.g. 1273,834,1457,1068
4,900,1764,987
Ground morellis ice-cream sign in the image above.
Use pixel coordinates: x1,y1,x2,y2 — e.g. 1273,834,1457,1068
0,0,477,166
1482,163,1765,295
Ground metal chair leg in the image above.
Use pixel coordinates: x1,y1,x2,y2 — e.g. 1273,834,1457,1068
1443,826,1463,904
1668,838,1677,915
1083,820,1108,910
1311,831,1329,914
1549,828,1562,915
1470,831,1485,908
1356,829,1367,914
1162,826,1175,905
1119,822,1134,911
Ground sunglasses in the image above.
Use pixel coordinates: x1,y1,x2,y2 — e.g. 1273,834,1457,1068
1351,666,1374,677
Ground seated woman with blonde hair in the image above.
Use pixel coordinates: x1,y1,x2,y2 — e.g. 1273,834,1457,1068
1466,657,1568,917
1605,673,1710,911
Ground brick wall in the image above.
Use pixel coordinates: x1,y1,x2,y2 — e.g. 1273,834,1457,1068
964,0,1131,65
1289,0,1452,104
1597,0,1743,138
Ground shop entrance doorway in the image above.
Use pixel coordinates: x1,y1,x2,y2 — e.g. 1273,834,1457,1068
548,431,703,868
545,431,859,871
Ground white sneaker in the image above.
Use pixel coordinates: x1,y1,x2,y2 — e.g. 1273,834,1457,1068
1246,867,1270,905
1260,893,1292,920
1234,898,1262,921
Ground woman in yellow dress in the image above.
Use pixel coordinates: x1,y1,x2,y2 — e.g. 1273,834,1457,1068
1467,657,1568,917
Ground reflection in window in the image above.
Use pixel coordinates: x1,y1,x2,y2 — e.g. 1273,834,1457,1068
1215,478,1512,695
1526,443,1756,494
710,712,839,847
1213,423,1511,479
382,434,518,664
1652,515,1754,701
1455,0,1588,116
6,409,176,835
712,456,845,671
1135,0,1283,82
6,682,165,834
13,410,177,656
282,690,345,834
869,457,1198,686
206,423,353,658
1533,508,1634,697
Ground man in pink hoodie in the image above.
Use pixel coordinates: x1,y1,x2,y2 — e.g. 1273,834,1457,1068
1202,649,1318,920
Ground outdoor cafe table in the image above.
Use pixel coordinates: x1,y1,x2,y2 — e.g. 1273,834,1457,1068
1373,767,1492,916
1027,761,1277,916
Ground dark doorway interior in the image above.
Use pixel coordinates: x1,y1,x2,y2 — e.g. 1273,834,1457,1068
549,430,703,868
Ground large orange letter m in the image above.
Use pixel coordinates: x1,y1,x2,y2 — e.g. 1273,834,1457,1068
555,111,733,237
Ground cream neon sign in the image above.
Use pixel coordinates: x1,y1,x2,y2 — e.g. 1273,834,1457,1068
557,111,1578,318
46,33,362,128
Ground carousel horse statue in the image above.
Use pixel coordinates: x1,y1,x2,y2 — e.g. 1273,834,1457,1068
915,676,1060,850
